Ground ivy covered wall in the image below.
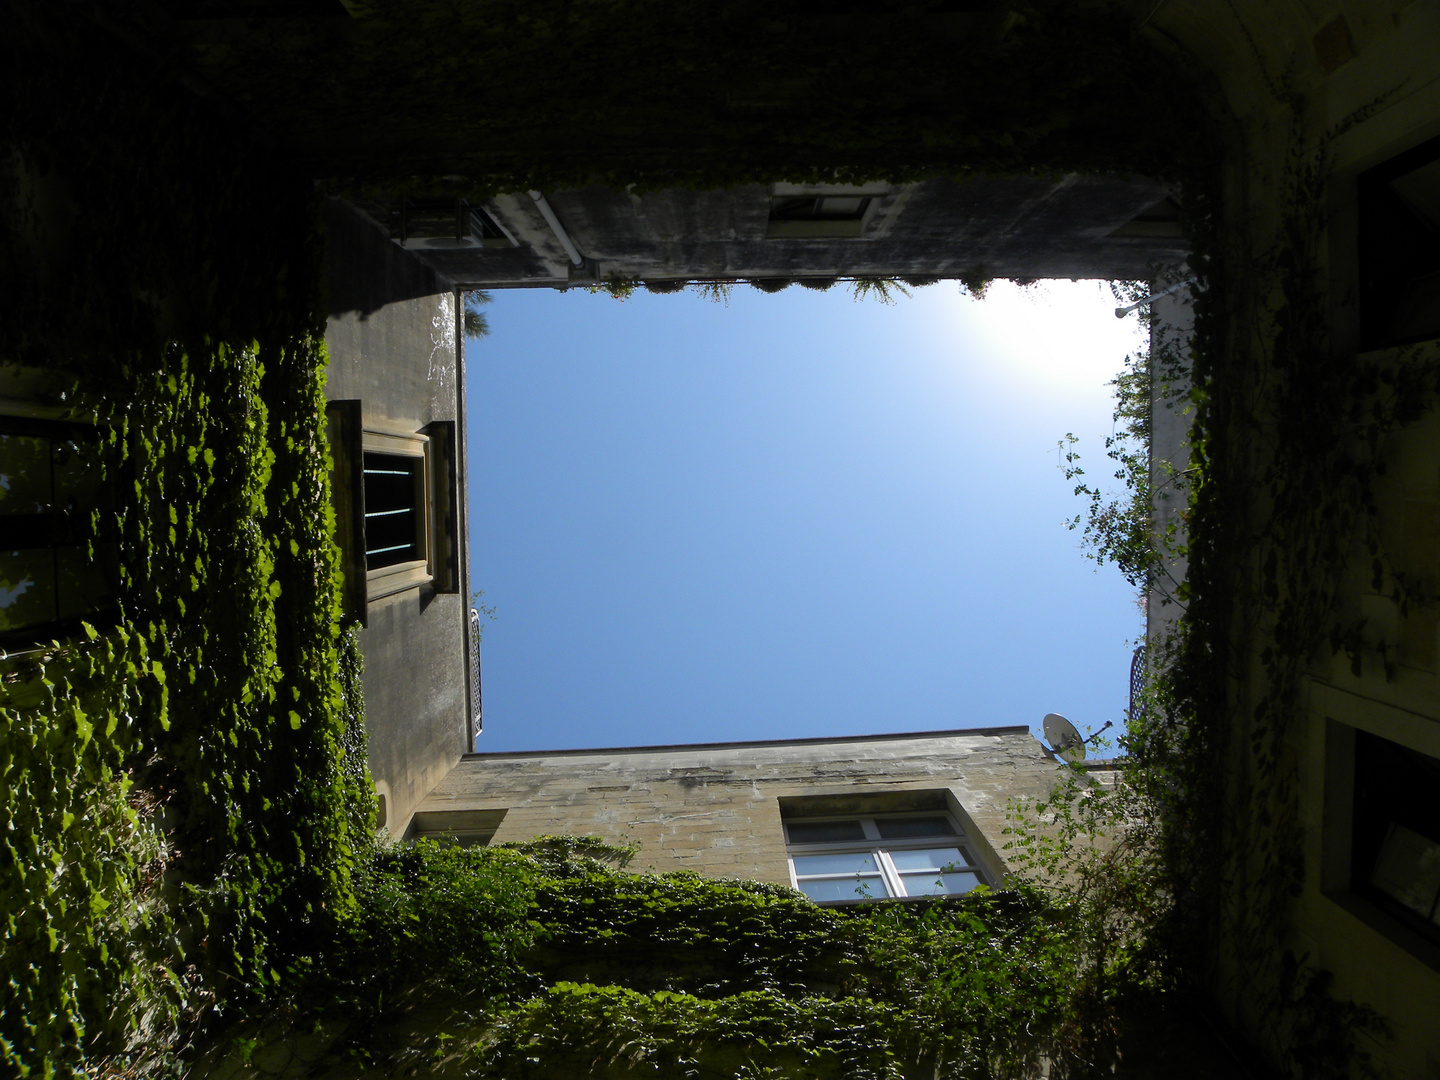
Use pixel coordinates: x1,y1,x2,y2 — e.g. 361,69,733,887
154,0,1201,195
28,1,1439,1077
194,836,1194,1079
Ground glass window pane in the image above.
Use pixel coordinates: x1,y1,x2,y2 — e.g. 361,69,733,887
0,548,57,631
0,435,54,512
797,876,889,902
363,453,422,568
899,871,982,897
888,847,966,872
875,816,957,840
791,852,878,876
1370,822,1440,919
787,819,866,844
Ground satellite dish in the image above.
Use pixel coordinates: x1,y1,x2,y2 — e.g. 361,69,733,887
1042,712,1086,763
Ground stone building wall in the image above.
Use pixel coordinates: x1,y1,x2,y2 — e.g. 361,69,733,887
414,727,1075,888
323,200,474,835
373,176,1187,290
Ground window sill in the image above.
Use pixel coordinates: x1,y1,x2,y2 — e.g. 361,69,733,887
765,220,866,239
811,890,994,909
1324,889,1440,974
366,560,431,602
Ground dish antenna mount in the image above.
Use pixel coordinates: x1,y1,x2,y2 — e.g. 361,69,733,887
1041,713,1113,763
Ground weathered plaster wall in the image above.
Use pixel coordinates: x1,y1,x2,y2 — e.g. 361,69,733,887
393,175,1186,289
323,200,472,835
416,727,1072,888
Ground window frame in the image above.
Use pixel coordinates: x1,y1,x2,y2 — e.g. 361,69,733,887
362,428,432,600
0,412,118,650
391,196,518,249
784,811,988,904
1356,132,1440,350
325,402,460,622
765,185,887,240
1323,715,1440,973
1350,729,1440,946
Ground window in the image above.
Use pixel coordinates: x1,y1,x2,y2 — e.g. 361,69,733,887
1351,730,1440,946
0,415,116,648
785,812,988,903
1358,134,1440,348
363,451,425,569
409,808,507,847
359,429,433,600
325,401,459,621
390,197,515,249
766,194,875,239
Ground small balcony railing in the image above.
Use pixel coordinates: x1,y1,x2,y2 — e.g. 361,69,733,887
1129,645,1147,718
468,607,483,735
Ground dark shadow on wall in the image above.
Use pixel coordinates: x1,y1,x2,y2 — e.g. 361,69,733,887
324,198,452,318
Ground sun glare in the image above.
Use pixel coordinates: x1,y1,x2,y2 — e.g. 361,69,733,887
953,279,1147,393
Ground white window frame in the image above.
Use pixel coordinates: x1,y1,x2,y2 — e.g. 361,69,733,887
784,812,988,903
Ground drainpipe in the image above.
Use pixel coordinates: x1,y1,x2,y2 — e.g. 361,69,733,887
528,190,584,267
1114,277,1195,318
453,289,480,749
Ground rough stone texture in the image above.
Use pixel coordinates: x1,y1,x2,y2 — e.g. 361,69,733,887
416,727,1078,888
322,200,472,834
326,198,454,319
378,176,1186,289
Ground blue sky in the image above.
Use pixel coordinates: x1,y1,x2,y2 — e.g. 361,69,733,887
465,280,1144,753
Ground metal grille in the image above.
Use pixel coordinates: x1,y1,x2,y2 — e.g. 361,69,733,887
468,607,483,735
362,453,421,568
1129,645,1147,717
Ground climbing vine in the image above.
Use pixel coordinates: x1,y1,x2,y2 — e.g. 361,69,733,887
1,15,371,1070
9,3,1430,1078
1129,99,1434,1075
1059,279,1192,598
158,0,1190,197
188,839,1124,1080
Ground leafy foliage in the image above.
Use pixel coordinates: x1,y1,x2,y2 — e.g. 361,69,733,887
462,289,492,339
1060,281,1190,594
588,275,640,301
8,4,1407,1077
1118,109,1419,1076
470,588,498,642
956,270,994,300
0,334,371,1075
1,15,371,1070
847,278,912,305
0,632,176,1070
620,277,917,305
192,840,1143,1079
476,983,921,1080
169,0,1190,196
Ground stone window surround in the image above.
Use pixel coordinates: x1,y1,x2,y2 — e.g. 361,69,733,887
782,796,990,904
765,182,891,239
326,400,460,623
1322,705,1440,974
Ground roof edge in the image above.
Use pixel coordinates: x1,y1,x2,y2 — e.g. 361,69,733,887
460,725,1034,760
